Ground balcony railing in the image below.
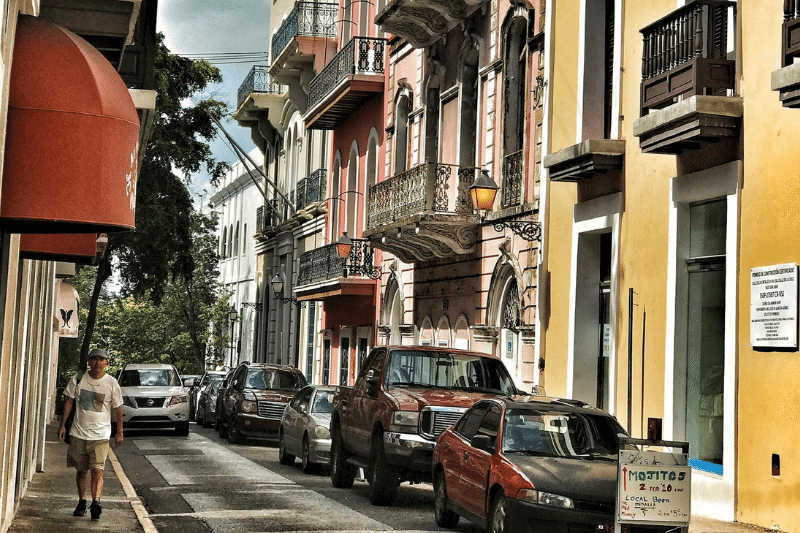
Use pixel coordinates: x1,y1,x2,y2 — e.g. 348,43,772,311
295,169,326,210
784,1,800,67
257,201,282,233
271,2,337,62
296,238,376,285
640,0,736,114
237,65,285,110
501,150,523,208
367,163,474,229
308,37,386,109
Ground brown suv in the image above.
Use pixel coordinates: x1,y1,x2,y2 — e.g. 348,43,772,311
217,362,307,445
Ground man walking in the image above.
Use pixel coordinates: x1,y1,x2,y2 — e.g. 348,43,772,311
58,348,124,520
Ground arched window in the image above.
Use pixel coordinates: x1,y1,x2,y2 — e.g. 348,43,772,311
221,227,228,259
394,90,411,174
502,10,529,208
228,224,234,258
234,222,240,257
366,129,379,233
435,316,451,347
330,152,342,241
346,144,359,236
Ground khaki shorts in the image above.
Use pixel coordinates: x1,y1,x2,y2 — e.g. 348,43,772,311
67,437,109,471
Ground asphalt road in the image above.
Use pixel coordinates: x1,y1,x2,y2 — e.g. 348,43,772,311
114,424,484,533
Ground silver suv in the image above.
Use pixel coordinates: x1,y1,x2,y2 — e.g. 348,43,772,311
118,363,190,436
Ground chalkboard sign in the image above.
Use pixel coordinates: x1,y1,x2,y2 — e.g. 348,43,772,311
617,449,691,525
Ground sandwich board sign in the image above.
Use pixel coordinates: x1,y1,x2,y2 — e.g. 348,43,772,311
616,447,691,531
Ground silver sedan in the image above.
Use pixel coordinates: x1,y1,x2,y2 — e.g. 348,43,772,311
278,385,335,474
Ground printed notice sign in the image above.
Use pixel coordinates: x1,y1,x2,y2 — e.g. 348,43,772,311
750,263,798,349
617,450,691,525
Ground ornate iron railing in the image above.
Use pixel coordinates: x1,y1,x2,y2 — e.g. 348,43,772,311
295,169,327,210
367,162,474,229
271,2,337,62
501,150,524,208
237,65,284,110
257,201,281,233
308,37,386,108
640,0,736,113
784,1,800,66
296,238,377,285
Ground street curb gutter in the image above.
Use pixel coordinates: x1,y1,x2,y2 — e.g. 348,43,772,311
109,448,160,533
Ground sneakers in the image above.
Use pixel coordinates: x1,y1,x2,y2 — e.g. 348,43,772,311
72,499,87,517
90,500,102,520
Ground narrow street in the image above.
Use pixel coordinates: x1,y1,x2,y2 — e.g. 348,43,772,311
114,426,482,533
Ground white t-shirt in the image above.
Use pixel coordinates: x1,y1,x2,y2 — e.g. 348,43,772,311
65,372,123,441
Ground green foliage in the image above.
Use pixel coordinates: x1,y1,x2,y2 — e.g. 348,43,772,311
78,33,229,370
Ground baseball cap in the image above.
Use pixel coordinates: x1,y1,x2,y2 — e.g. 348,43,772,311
88,348,108,360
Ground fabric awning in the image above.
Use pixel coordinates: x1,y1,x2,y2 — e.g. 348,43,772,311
19,233,105,265
0,15,140,233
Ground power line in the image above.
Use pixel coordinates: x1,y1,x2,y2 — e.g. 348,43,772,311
175,51,270,65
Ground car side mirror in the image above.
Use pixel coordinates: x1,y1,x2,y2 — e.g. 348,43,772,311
298,404,308,414
470,434,495,453
366,369,380,396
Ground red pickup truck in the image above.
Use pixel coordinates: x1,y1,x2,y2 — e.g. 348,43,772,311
329,345,521,506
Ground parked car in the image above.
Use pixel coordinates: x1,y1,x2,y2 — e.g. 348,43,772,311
329,345,521,506
432,396,637,533
118,363,190,436
217,363,307,444
189,370,226,421
197,379,223,428
214,368,235,433
181,374,200,389
278,385,336,473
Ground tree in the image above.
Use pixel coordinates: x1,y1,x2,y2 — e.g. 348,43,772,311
78,33,228,371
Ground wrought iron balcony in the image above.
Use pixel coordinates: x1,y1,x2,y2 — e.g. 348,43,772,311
773,2,800,107
305,37,386,129
640,0,736,115
634,0,741,154
295,169,327,210
237,66,285,111
375,0,483,48
296,238,379,287
271,2,337,71
364,163,479,263
257,201,282,235
501,151,523,208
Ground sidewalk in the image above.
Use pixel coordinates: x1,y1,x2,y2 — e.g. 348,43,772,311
7,421,154,533
7,422,785,533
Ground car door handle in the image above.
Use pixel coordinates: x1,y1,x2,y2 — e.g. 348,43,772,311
463,452,469,460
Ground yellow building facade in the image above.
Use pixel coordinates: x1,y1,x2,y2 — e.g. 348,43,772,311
542,0,799,529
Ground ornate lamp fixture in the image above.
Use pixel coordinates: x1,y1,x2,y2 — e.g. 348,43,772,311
469,170,542,242
270,273,298,304
336,232,382,279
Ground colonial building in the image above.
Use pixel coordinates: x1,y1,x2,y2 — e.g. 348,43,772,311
0,1,157,531
210,150,264,368
542,0,800,529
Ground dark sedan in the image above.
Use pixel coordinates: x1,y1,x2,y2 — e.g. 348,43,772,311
433,396,646,533
218,363,307,445
197,379,223,428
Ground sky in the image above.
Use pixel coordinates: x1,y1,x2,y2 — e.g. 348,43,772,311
156,1,273,204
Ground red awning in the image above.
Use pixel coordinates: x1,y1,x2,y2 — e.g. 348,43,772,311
0,15,140,234
19,233,105,265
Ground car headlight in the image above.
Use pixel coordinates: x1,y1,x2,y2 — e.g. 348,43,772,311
389,411,419,433
517,489,575,509
314,425,331,439
123,396,137,408
241,400,257,413
167,394,188,407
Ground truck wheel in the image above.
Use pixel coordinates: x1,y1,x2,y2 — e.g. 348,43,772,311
434,471,459,528
367,433,399,506
278,429,295,465
227,419,247,445
330,430,356,488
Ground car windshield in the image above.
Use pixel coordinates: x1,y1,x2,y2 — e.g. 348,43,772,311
245,369,303,390
311,390,333,414
386,350,517,395
502,408,624,458
119,369,181,387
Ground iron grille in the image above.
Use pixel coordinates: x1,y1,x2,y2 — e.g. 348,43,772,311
134,397,167,408
419,406,466,439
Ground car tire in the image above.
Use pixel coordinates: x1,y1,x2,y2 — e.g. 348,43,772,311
367,432,399,506
278,429,295,465
202,411,212,429
301,434,316,474
227,418,247,445
434,471,460,528
189,398,195,421
488,492,508,533
218,416,228,439
176,423,189,437
196,408,204,427
330,429,356,489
